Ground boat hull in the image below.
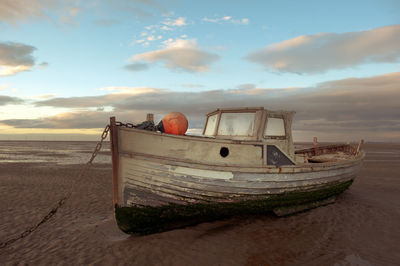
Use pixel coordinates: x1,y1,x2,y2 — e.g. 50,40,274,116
110,124,364,235
115,179,353,234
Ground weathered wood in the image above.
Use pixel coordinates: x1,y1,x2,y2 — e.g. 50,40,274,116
110,117,119,205
120,155,358,195
202,108,296,158
119,128,264,167
295,144,356,157
146,113,154,123
115,180,353,235
356,139,364,155
313,137,319,156
111,107,365,235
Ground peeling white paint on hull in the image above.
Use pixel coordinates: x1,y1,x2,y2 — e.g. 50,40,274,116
119,155,362,206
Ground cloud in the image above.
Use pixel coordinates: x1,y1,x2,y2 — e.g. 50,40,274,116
181,83,204,88
246,24,400,74
0,0,51,24
0,0,83,25
133,13,187,47
237,83,256,90
7,71,396,141
134,30,162,47
34,86,161,108
98,86,159,94
130,39,220,72
0,109,157,129
0,95,24,105
35,95,119,109
231,18,249,25
1,111,110,129
0,0,170,25
160,25,171,31
38,62,48,68
0,42,37,76
202,16,249,25
103,0,171,19
58,5,81,25
0,65,32,76
31,94,57,99
123,63,150,71
0,119,54,129
162,17,187,26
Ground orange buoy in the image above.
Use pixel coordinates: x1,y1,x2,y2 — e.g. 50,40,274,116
158,112,188,135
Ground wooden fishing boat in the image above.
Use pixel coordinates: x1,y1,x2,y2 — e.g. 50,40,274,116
109,107,364,235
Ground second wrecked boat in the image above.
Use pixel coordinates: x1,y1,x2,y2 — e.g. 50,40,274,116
109,107,364,234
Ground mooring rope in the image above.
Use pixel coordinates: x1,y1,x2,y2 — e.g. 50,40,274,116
0,125,111,249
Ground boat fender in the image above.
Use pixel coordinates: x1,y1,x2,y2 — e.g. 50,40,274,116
157,112,188,135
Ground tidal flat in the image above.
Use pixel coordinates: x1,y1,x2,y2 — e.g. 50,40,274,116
0,141,399,265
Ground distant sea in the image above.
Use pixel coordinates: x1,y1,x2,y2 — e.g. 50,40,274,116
0,141,111,165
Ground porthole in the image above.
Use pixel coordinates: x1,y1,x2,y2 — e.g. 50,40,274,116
220,147,229,158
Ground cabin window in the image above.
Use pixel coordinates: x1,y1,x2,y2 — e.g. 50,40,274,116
217,112,255,136
204,114,218,136
264,117,285,137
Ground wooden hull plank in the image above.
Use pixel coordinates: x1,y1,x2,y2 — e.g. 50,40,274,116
115,180,353,235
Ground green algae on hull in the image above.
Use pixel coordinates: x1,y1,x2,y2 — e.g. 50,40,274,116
115,180,353,235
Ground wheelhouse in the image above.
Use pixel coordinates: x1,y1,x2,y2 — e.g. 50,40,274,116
203,107,296,162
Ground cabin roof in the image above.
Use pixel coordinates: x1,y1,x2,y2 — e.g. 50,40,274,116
206,107,295,117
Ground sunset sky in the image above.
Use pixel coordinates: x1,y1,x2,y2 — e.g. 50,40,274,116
1,0,399,141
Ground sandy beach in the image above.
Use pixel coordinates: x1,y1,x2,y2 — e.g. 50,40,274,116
1,142,399,265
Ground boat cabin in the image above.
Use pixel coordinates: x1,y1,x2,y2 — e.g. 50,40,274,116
202,107,296,164
115,107,297,169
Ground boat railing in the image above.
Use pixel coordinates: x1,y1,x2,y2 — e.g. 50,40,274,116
295,144,358,157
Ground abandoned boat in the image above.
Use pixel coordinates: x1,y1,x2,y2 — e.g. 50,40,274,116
110,107,364,234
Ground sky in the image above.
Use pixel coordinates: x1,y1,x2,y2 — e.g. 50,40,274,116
0,0,399,142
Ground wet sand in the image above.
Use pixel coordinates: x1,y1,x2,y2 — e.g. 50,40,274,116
0,142,399,265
